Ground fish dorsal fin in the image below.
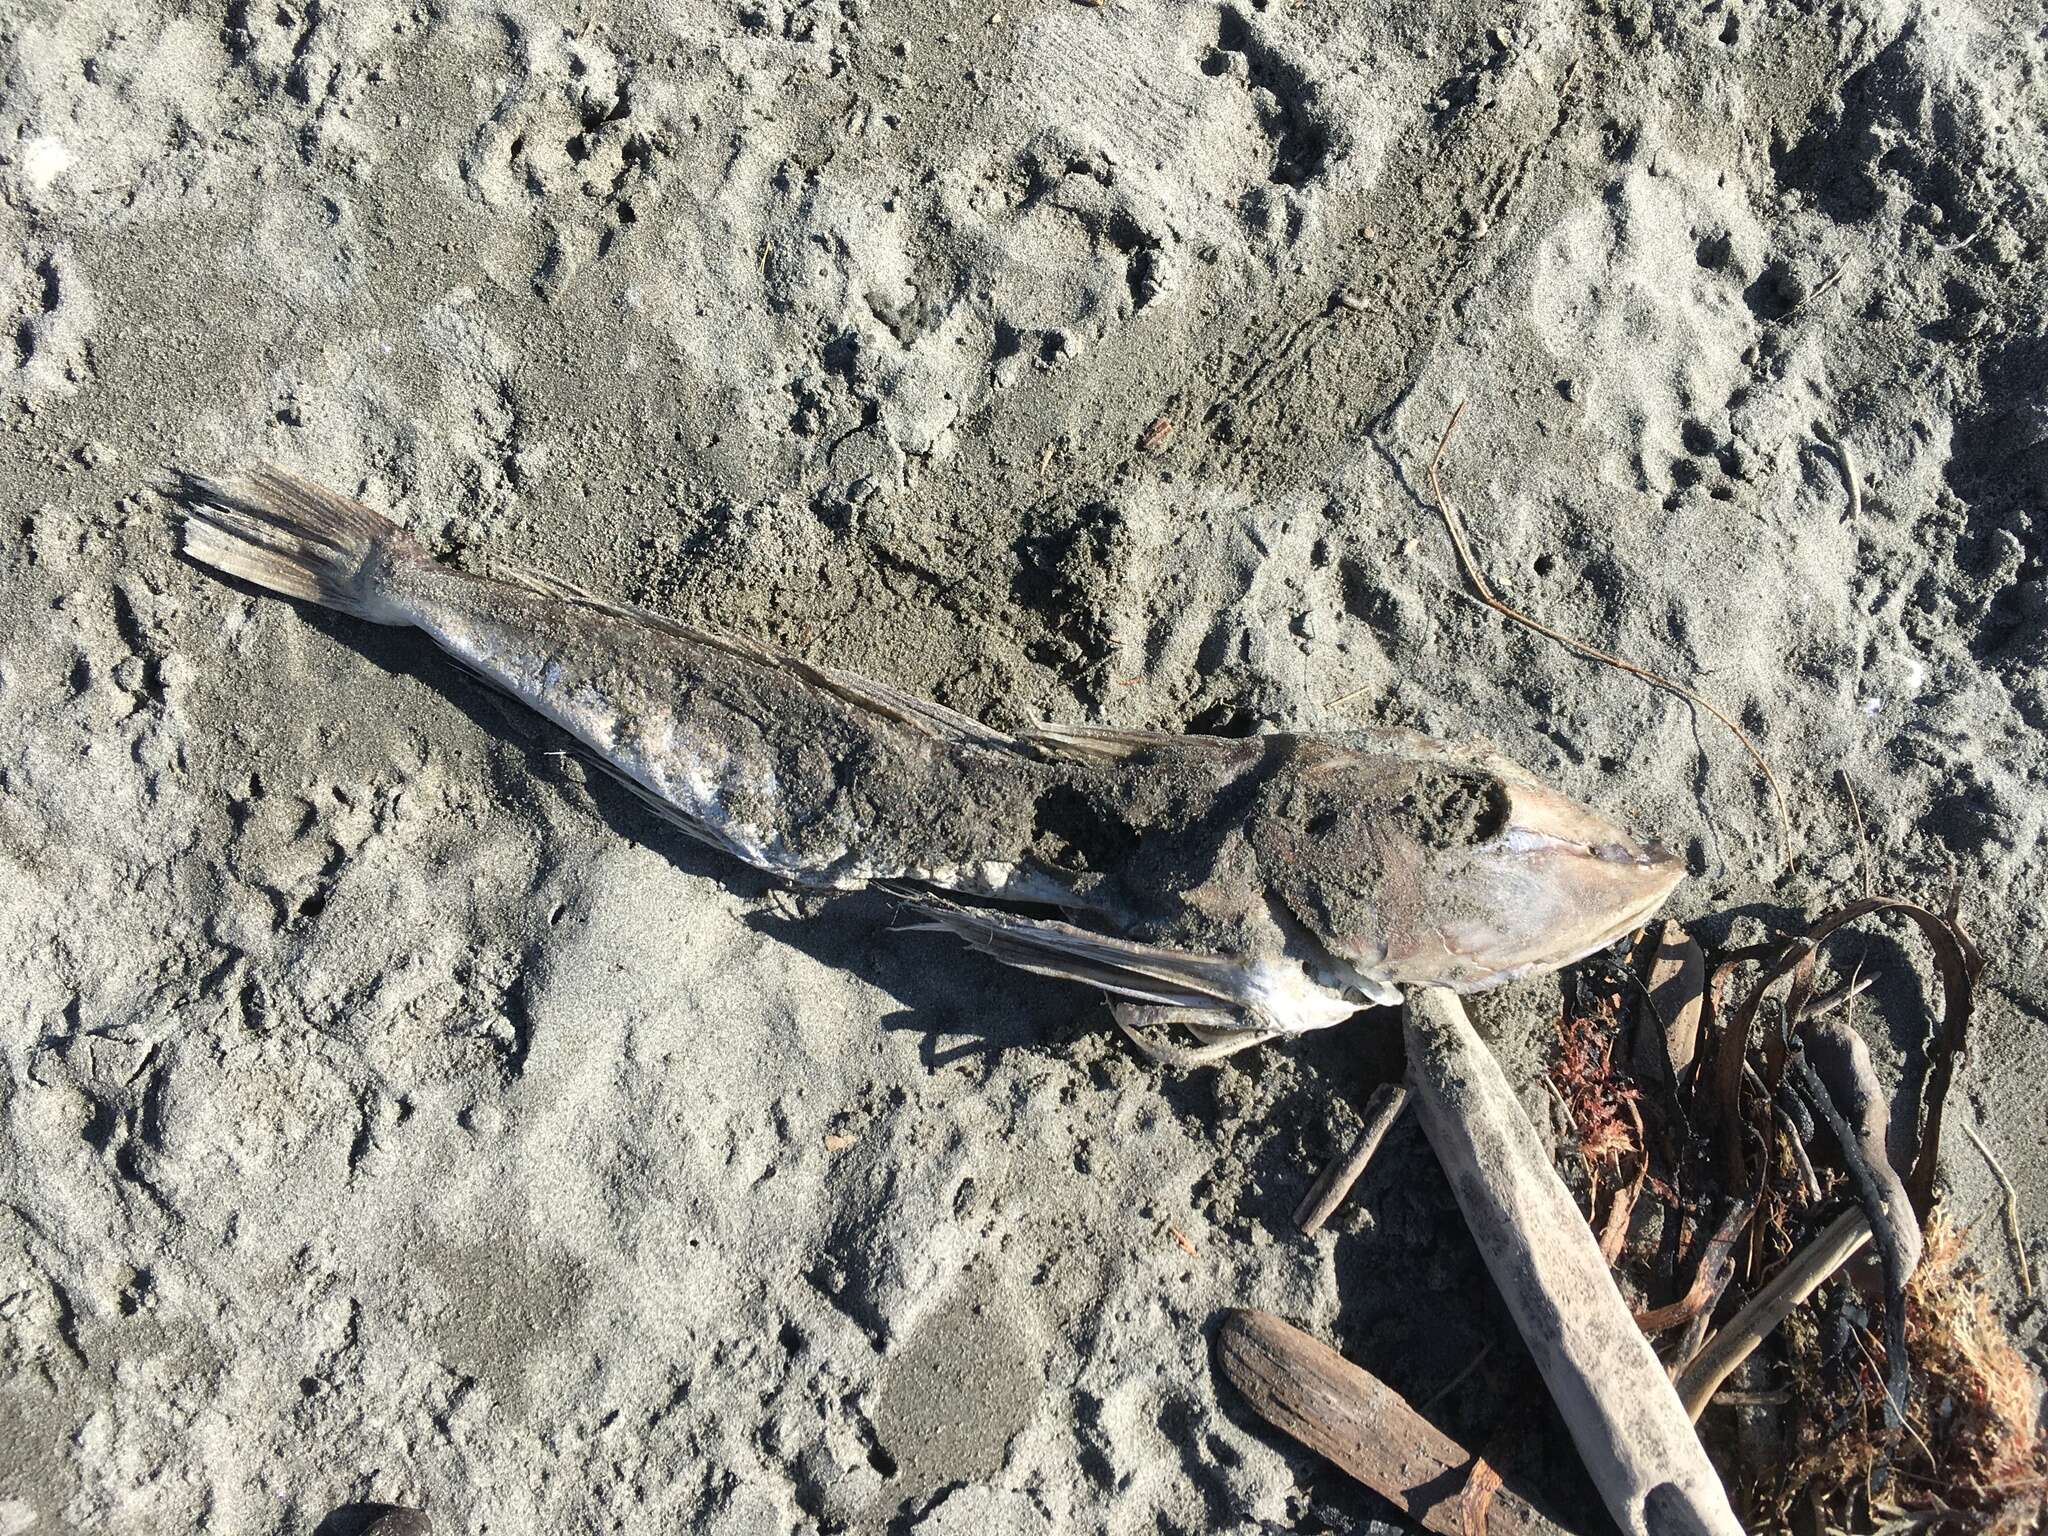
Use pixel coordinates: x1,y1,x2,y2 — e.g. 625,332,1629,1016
1015,721,1211,764
806,665,1018,752
486,558,1017,751
1014,722,1163,762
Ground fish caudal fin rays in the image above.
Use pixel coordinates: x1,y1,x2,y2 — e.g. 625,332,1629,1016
171,465,423,624
891,891,1360,1041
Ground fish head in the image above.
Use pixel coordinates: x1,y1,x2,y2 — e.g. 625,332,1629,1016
1252,736,1684,997
1393,768,1687,990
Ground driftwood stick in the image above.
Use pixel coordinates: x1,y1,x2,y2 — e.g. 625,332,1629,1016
1403,986,1744,1536
1215,1309,1579,1536
1673,1207,1871,1420
1295,1082,1412,1235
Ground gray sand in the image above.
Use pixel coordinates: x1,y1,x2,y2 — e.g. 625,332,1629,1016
2,1,2043,1532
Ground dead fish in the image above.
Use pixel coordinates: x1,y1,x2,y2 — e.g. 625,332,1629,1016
174,467,1682,1059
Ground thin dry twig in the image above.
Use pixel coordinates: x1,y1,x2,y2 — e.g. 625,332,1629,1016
1420,1340,1498,1414
1810,424,1863,522
1806,973,1877,1021
1778,260,1852,321
1961,1123,2034,1304
1426,402,1794,872
1295,1082,1412,1235
1777,1104,1824,1201
1841,769,1874,901
1849,1325,1942,1469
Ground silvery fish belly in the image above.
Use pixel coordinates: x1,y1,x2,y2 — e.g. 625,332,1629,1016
176,467,1684,1043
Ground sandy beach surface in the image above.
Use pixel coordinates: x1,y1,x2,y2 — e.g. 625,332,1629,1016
2,1,2043,1531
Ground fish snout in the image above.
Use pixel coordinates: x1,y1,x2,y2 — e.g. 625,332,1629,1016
1545,828,1687,941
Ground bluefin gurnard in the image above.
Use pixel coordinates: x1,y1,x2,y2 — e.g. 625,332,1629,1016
175,466,1682,1060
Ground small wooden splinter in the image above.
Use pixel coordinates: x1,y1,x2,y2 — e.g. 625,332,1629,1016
1295,1082,1412,1236
1673,1208,1872,1420
1216,1309,1578,1536
1404,986,1745,1536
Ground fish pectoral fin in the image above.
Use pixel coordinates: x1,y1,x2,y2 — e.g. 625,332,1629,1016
892,892,1355,1039
896,895,1238,1011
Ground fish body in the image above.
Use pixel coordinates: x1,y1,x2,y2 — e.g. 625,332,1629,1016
177,468,1682,1042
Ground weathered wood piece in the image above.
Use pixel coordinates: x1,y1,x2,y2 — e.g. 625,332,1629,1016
1631,920,1705,1084
1215,1308,1579,1536
1403,986,1745,1536
1294,1082,1412,1236
1802,1021,1920,1278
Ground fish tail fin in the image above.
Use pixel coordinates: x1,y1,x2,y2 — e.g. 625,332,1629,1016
172,464,426,624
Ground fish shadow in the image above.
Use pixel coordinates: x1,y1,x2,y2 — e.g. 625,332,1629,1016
310,1504,420,1536
744,890,1098,1069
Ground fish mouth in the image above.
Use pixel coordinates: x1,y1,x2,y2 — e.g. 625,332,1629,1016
1543,835,1687,967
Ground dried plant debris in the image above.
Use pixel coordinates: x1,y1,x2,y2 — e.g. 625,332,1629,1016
1705,896,1984,1216
1629,919,1706,1088
1749,1219,2047,1534
1549,895,2044,1534
1903,1223,2047,1525
1549,980,1647,1175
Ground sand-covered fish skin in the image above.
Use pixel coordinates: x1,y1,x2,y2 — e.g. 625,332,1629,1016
175,466,1682,1037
